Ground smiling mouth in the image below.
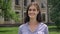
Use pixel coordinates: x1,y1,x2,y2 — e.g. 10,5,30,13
29,14,35,15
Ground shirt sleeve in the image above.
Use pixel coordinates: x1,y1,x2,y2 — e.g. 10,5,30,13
18,26,22,34
44,26,49,34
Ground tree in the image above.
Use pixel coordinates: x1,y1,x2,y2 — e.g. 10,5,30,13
0,0,19,22
48,0,60,29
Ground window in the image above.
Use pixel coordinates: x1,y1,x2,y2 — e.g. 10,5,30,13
41,3,45,8
31,0,34,2
15,0,19,5
42,13,45,21
24,0,27,6
15,12,19,14
4,17,10,21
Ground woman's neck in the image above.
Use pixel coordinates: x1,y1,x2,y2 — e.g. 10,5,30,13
29,18,38,25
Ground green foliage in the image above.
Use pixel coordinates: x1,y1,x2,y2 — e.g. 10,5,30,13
9,10,20,22
0,0,20,22
0,0,3,16
48,0,60,28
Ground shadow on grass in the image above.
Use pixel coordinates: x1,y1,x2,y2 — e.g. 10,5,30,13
0,30,13,32
49,28,60,32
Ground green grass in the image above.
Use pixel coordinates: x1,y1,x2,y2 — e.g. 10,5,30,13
48,26,60,34
0,27,18,34
0,26,60,34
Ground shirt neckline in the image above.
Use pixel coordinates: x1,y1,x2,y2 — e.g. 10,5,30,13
26,22,42,33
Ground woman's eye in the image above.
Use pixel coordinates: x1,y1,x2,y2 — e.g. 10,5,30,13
28,9,36,11
28,9,31,11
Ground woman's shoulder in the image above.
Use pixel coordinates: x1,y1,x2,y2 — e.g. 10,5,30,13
38,22,48,31
19,23,27,29
39,22,48,28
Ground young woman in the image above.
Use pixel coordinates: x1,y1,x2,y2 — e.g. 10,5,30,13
18,2,48,34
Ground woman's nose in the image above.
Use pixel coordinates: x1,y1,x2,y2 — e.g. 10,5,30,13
30,10,33,12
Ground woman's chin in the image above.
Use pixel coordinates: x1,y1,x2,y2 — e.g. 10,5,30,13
29,16,35,18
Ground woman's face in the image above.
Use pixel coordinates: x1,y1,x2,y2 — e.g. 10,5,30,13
28,5,39,19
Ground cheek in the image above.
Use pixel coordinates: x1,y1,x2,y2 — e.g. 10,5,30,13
35,11,39,15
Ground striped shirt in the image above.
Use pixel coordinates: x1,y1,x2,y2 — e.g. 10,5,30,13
18,22,49,34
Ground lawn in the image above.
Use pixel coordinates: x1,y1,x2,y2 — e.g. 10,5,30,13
0,26,60,34
0,27,18,34
48,26,60,34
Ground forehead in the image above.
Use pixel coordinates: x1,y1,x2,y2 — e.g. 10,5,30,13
29,5,37,9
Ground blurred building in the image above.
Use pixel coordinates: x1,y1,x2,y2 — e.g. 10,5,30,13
0,0,48,24
13,0,48,23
